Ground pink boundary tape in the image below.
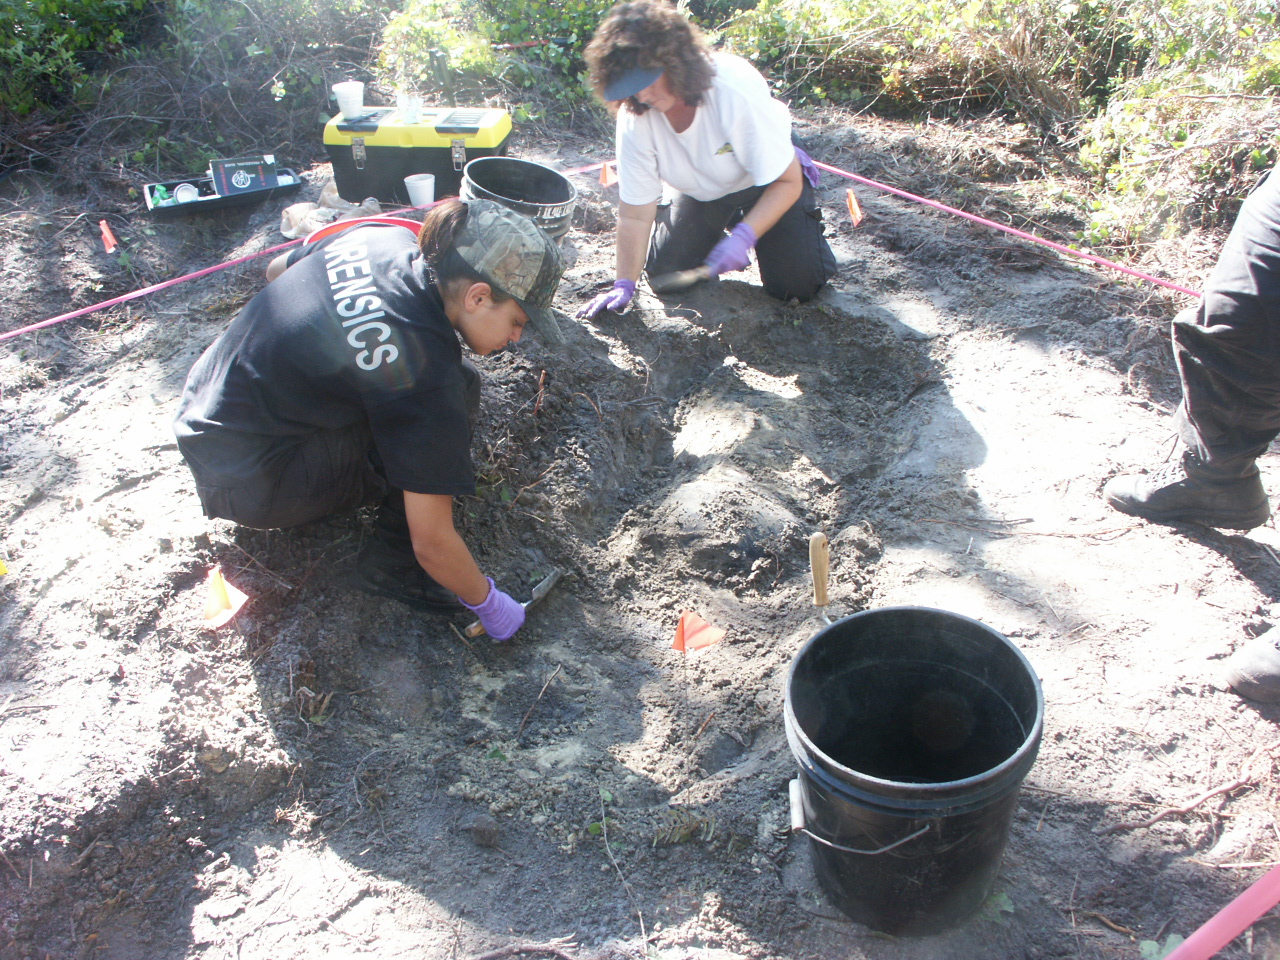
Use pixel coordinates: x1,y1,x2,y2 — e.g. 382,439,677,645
812,160,1202,298
0,199,446,345
1,156,1197,346
1163,862,1280,960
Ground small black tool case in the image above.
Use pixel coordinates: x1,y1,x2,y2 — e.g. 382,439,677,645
143,168,303,219
323,107,511,204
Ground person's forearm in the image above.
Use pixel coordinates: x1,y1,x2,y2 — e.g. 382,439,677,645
266,252,291,281
742,158,803,239
404,492,490,604
616,201,657,281
413,526,489,605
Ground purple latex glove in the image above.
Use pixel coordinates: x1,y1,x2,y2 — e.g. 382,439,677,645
461,577,525,641
703,222,758,277
795,145,821,188
576,279,636,319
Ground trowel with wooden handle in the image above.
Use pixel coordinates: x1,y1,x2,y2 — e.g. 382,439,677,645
465,568,563,639
647,264,711,295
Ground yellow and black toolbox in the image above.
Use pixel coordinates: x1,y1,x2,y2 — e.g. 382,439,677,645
323,106,512,205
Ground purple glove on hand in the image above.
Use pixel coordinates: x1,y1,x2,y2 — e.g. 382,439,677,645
703,222,758,278
461,577,525,641
795,145,821,189
576,279,636,319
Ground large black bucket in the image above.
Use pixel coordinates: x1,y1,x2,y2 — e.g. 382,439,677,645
460,156,577,240
784,606,1043,936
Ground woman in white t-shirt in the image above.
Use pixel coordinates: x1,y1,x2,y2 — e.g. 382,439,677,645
578,0,835,319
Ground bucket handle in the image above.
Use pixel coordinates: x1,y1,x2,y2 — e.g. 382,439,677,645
789,778,931,856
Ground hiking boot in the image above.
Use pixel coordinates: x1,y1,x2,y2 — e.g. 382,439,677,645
353,504,462,613
1223,628,1280,703
1102,452,1270,530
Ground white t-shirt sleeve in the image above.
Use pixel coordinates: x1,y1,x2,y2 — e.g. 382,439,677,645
616,110,664,206
714,56,794,187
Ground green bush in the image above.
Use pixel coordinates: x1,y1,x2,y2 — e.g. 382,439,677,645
719,0,1279,121
0,0,146,116
378,0,499,97
1074,0,1280,243
378,0,616,114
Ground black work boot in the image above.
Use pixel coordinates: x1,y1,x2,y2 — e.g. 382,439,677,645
1224,628,1280,703
1103,451,1270,530
354,497,463,613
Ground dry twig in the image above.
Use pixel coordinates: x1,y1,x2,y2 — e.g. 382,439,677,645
1084,911,1135,936
1097,780,1249,835
468,941,577,960
516,665,562,740
1097,743,1277,835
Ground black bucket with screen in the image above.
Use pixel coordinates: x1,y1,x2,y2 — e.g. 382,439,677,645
460,156,577,240
784,606,1043,935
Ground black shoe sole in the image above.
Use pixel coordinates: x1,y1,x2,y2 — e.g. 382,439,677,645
1106,495,1270,531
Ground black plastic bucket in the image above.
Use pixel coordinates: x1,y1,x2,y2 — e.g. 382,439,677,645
460,156,577,240
784,606,1043,936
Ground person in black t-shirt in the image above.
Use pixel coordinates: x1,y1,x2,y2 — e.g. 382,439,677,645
174,199,565,640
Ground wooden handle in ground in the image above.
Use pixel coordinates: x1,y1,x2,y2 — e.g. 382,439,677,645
809,532,830,608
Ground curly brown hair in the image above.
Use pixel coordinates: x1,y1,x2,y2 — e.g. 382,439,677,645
584,0,714,114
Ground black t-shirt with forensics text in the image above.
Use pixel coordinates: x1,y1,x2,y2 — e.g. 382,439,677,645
174,223,474,497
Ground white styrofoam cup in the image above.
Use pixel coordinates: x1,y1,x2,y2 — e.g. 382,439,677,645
332,81,365,119
405,173,435,207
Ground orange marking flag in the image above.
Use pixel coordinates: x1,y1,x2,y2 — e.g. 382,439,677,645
99,220,119,253
672,610,726,652
599,162,619,187
846,189,864,227
203,564,249,629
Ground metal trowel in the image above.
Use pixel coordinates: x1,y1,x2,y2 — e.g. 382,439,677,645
648,264,712,295
465,568,563,638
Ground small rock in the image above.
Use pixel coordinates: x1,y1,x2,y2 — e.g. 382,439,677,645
469,814,501,848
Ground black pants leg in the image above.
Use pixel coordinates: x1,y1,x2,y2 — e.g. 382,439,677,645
1174,169,1280,470
755,177,837,302
185,361,482,530
189,420,387,530
647,190,747,276
646,182,836,303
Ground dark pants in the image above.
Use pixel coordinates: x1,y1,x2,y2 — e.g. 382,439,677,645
647,176,837,303
1173,169,1280,473
183,361,481,530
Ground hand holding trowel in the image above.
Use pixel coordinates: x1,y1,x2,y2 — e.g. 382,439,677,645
648,221,758,295
648,264,712,295
465,569,562,639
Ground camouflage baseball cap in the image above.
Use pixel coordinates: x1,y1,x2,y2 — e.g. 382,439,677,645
455,199,566,344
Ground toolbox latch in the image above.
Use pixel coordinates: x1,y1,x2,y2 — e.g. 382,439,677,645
452,138,466,172
352,138,367,171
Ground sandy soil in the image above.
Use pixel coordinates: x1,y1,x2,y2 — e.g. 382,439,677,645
3,113,1280,960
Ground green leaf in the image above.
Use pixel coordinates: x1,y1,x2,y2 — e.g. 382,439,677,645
586,821,602,835
599,788,613,803
978,891,1015,924
486,746,508,761
1139,935,1185,960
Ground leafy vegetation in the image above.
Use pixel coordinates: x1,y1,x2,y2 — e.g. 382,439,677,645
377,0,615,113
0,0,147,117
716,0,1278,118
